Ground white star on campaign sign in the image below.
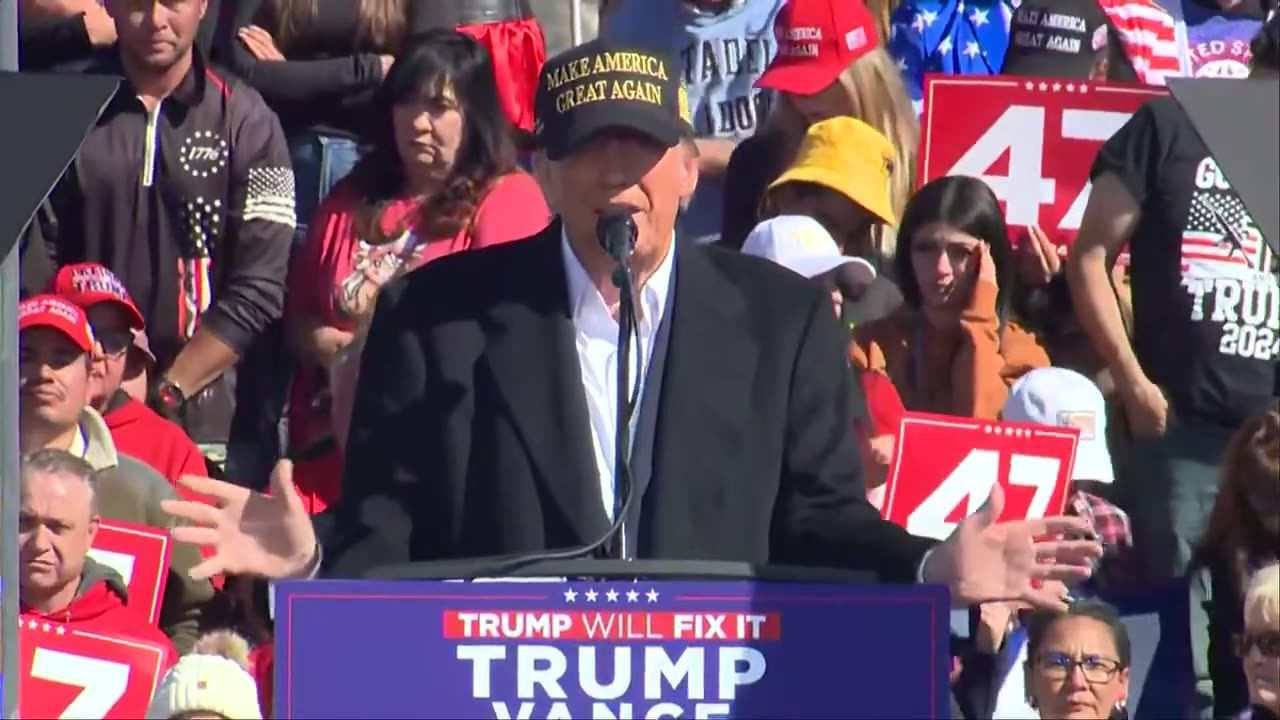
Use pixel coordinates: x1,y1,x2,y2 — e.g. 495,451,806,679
42,622,52,633
1038,82,1049,91
1024,81,1035,91
626,590,640,603
585,589,599,602
563,589,578,603
1066,83,1077,92
970,7,989,26
55,625,66,636
27,619,38,630
646,589,660,603
606,590,620,603
1052,82,1062,92
963,41,980,58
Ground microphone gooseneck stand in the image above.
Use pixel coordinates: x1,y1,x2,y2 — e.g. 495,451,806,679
608,259,642,560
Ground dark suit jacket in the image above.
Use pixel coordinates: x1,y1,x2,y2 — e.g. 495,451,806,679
328,221,935,582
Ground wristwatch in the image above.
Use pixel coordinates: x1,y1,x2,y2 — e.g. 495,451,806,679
156,379,187,412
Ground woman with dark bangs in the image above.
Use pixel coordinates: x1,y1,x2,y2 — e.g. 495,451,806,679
1190,406,1280,719
850,176,1050,421
282,29,551,515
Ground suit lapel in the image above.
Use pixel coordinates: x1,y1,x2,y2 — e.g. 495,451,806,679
485,224,611,546
642,247,759,546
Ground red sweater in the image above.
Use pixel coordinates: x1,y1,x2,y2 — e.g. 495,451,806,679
22,565,177,672
284,171,550,512
102,393,208,501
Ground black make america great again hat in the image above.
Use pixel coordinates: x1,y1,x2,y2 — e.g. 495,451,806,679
535,39,694,160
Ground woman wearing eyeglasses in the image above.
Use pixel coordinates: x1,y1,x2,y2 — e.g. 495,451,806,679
1022,600,1131,719
1239,564,1280,720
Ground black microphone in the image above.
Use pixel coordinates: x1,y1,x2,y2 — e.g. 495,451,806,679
596,211,638,267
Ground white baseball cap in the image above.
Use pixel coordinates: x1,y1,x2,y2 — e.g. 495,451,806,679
741,215,876,288
1002,367,1114,484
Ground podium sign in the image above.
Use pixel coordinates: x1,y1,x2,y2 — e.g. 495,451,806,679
275,580,951,719
87,519,171,625
919,75,1166,259
18,618,168,719
881,413,1078,540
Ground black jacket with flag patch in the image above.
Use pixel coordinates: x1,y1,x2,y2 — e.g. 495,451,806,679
47,49,295,445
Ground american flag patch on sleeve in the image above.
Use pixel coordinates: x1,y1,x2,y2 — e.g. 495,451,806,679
245,166,297,228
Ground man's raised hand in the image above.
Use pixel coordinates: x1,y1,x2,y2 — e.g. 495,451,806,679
161,460,319,581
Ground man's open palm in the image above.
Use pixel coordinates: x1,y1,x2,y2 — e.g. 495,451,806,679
161,460,318,580
924,483,1103,612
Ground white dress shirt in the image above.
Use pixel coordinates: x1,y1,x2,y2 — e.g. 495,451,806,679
560,229,673,525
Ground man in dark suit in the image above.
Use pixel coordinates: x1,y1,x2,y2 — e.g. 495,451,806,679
164,40,1100,610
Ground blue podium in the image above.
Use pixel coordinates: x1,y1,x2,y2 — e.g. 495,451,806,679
273,561,953,719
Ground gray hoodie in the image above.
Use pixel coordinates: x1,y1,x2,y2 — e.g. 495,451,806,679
71,407,213,653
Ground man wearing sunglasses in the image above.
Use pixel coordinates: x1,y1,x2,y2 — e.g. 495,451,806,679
52,263,211,501
18,293,214,652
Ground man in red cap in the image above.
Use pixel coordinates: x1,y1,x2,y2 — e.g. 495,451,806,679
52,263,211,504
19,294,213,652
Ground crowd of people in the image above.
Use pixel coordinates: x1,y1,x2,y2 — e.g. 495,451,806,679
11,0,1280,718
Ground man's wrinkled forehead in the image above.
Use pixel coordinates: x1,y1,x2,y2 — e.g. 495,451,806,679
20,469,94,514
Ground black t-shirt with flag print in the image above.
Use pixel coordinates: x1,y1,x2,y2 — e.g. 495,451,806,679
1092,97,1279,428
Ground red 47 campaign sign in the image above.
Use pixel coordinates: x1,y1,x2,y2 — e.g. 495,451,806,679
919,76,1167,256
19,619,168,719
87,519,171,625
881,412,1079,540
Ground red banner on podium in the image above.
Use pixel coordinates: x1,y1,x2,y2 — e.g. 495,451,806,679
881,412,1079,540
919,76,1166,259
19,619,169,719
88,520,171,625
